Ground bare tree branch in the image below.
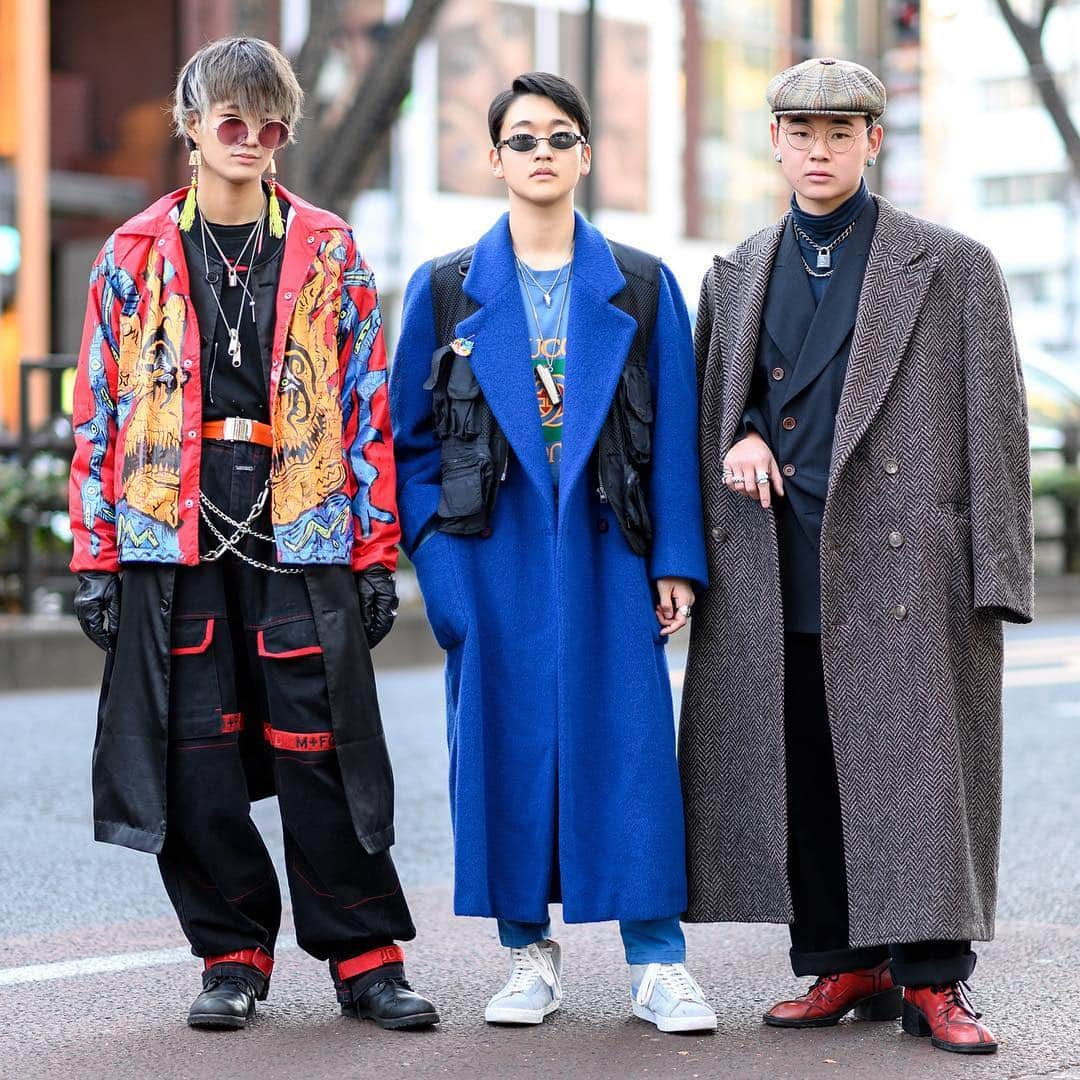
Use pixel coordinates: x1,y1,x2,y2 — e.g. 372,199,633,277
1038,0,1057,34
297,0,448,214
994,0,1080,184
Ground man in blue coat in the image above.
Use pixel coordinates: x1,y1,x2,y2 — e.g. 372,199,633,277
391,73,713,1033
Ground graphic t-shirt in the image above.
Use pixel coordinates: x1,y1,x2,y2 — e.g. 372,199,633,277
517,265,570,487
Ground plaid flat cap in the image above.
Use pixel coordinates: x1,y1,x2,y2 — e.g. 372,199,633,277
767,57,886,121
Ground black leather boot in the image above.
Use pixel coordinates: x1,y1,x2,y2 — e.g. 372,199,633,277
332,947,439,1030
188,953,271,1030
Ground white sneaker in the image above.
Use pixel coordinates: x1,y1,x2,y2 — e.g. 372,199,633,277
631,963,717,1033
484,939,563,1025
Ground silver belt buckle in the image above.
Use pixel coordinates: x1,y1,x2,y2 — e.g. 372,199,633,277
222,417,253,442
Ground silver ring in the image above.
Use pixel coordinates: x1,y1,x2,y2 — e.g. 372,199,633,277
679,604,692,618
756,471,770,485
733,477,745,487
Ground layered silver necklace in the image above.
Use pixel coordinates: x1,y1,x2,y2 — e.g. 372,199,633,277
516,253,571,307
199,208,265,368
792,216,859,278
517,250,572,407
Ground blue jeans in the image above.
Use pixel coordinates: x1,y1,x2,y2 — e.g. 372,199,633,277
497,915,685,965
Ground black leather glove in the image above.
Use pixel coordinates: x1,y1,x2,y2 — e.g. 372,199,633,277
73,571,121,652
356,565,398,649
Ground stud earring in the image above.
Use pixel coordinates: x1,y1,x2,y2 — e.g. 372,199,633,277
267,157,285,238
866,156,877,167
179,148,199,232
774,152,782,163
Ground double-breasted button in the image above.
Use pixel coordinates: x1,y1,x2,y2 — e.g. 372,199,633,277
782,463,796,478
711,526,728,542
771,367,785,381
884,458,899,476
892,603,908,620
598,518,609,533
782,416,797,431
888,530,904,549
479,526,493,539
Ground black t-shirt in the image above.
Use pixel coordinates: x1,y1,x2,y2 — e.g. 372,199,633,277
183,209,285,422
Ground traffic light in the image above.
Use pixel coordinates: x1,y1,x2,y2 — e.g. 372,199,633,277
893,0,920,43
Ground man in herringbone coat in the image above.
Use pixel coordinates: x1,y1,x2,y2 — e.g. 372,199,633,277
680,58,1033,1057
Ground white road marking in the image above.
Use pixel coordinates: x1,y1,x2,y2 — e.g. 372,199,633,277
0,939,296,988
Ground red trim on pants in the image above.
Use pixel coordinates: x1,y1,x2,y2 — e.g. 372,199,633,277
336,945,405,982
204,947,274,978
171,618,215,655
256,629,323,659
221,712,244,734
263,723,336,752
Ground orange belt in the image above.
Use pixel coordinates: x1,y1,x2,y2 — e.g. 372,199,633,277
202,418,273,447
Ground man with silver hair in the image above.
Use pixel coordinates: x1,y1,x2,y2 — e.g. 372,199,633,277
70,36,438,1033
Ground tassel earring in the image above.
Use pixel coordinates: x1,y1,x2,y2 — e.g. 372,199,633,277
179,148,199,232
267,157,284,239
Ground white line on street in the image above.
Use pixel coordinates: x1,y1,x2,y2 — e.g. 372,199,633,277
0,939,297,988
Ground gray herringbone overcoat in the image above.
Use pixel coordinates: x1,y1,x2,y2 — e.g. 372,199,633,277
679,196,1034,947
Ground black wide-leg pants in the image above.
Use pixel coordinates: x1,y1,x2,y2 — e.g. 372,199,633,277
153,440,414,971
784,633,976,988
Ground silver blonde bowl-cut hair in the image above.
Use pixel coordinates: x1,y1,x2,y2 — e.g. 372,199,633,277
172,36,305,147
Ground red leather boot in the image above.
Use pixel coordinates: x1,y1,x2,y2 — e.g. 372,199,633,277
902,982,998,1054
764,961,901,1027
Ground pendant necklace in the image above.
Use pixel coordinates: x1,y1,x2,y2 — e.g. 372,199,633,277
515,243,573,307
199,208,265,368
792,215,859,275
518,258,572,407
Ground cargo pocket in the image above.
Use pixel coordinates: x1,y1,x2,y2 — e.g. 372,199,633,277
256,615,332,735
437,455,489,520
445,355,483,439
169,615,237,738
620,362,653,465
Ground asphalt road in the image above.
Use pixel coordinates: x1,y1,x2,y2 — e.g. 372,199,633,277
0,619,1078,1079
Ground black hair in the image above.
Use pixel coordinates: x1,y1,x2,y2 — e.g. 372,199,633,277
487,72,591,146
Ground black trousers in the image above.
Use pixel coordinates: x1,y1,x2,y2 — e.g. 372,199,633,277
784,633,976,988
155,440,414,976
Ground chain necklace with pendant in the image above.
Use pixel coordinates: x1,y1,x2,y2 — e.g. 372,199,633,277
792,215,859,277
516,248,572,307
519,259,572,407
199,208,264,368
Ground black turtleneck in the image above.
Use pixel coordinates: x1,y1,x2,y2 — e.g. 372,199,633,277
790,179,872,303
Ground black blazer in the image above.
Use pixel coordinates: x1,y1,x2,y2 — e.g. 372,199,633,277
743,201,878,632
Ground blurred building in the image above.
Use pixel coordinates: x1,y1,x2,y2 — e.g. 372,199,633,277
0,0,280,435
923,0,1080,367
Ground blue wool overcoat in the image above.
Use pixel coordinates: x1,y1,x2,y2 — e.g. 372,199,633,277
391,212,707,924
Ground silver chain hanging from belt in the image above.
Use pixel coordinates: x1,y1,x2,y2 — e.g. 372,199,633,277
199,479,303,574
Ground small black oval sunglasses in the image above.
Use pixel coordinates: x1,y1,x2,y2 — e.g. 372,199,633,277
495,132,587,153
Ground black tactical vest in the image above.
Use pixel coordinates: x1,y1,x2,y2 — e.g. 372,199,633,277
423,241,660,556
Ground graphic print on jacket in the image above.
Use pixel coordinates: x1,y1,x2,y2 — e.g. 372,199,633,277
119,252,185,538
70,188,400,571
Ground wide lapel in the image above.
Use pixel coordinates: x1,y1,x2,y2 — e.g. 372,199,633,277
828,197,940,485
454,214,555,514
557,212,637,502
717,220,785,450
763,221,815,367
783,200,879,405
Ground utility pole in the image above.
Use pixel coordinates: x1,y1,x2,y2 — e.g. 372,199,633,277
582,0,597,219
